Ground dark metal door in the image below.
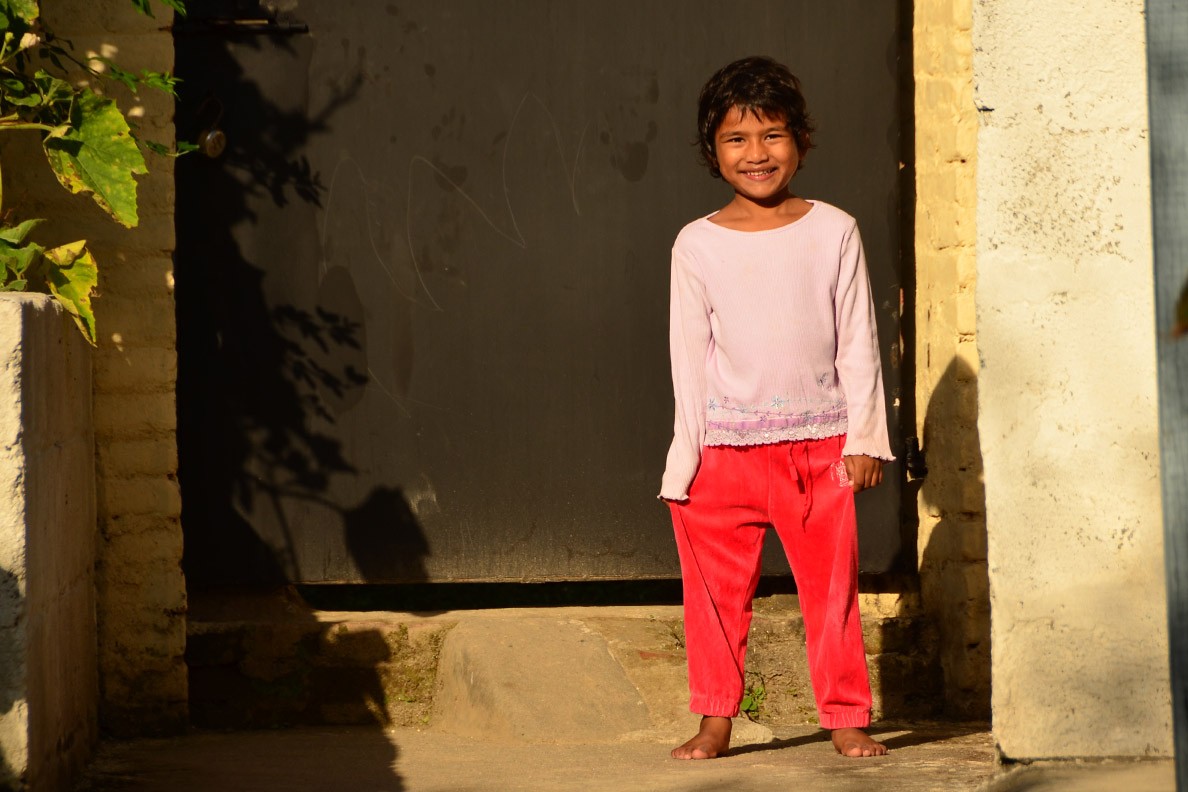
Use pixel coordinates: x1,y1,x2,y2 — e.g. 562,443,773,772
175,0,904,585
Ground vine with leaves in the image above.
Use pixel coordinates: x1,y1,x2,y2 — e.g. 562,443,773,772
0,0,188,344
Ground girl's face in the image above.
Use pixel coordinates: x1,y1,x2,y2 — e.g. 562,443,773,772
713,107,802,205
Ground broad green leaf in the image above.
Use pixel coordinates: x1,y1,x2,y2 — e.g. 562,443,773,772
0,0,37,22
0,217,41,244
4,91,41,107
0,237,42,276
43,240,97,345
33,70,74,106
43,90,146,227
0,0,38,34
0,278,26,291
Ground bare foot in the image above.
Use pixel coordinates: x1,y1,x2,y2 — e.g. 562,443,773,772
832,727,887,757
671,716,732,760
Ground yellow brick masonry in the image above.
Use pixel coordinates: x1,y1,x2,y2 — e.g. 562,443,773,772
912,0,989,719
37,1,187,734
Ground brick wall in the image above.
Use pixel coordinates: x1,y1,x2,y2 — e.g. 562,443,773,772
7,0,189,735
912,0,989,719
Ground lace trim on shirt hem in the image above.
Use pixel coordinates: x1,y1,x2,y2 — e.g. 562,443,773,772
704,419,848,447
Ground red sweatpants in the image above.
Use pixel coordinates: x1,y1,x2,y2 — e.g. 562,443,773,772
667,435,872,729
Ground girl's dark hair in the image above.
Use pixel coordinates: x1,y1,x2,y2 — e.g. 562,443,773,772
696,56,816,178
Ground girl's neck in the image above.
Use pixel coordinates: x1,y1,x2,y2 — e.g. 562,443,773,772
709,192,813,232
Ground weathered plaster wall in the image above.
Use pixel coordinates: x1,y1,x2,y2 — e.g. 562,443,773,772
912,0,988,720
2,1,186,735
0,295,97,791
974,0,1171,758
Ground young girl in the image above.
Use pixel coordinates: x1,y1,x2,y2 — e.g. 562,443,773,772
661,56,894,760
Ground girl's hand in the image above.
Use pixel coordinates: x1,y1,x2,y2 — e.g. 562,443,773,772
843,455,883,494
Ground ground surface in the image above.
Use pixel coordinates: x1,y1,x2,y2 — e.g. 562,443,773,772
80,723,999,792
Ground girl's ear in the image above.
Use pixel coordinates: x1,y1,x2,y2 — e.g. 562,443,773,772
797,130,812,157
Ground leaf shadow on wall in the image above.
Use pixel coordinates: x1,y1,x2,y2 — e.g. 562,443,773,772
172,20,422,792
174,21,430,592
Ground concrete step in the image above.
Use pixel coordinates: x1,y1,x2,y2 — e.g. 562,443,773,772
186,589,940,742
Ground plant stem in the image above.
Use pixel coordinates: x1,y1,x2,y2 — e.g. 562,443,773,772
0,121,56,132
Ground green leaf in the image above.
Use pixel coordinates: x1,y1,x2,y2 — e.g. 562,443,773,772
43,240,97,344
89,56,138,92
0,0,38,34
139,138,197,158
0,278,26,291
4,91,41,107
33,70,74,106
43,89,147,227
0,238,42,276
155,0,185,16
131,0,186,18
141,139,169,156
0,0,37,23
139,69,180,96
0,217,41,244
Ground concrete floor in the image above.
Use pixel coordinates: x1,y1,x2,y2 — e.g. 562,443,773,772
82,594,1179,792
76,722,1178,792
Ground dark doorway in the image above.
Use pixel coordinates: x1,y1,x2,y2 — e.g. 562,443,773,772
174,1,905,586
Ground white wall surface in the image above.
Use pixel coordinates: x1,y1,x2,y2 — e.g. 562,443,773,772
0,294,97,789
974,0,1171,758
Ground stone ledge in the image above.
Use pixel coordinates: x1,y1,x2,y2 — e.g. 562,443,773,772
185,589,944,737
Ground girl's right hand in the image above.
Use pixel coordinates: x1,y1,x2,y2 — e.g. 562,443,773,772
842,455,883,493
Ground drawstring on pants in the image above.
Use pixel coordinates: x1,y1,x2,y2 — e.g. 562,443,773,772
788,444,813,528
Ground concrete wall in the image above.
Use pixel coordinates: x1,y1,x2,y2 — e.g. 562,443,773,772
974,0,1172,758
2,1,187,735
0,295,97,791
912,0,989,720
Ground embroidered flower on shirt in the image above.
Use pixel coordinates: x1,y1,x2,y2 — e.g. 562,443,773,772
770,396,788,409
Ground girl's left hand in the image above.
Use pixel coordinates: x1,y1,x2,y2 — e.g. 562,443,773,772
843,455,883,493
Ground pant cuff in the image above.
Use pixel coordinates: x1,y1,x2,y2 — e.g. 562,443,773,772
689,695,741,718
819,709,871,729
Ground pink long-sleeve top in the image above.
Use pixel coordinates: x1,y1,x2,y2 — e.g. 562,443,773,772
660,199,895,501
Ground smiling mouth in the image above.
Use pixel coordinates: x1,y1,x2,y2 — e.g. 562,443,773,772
742,168,777,177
